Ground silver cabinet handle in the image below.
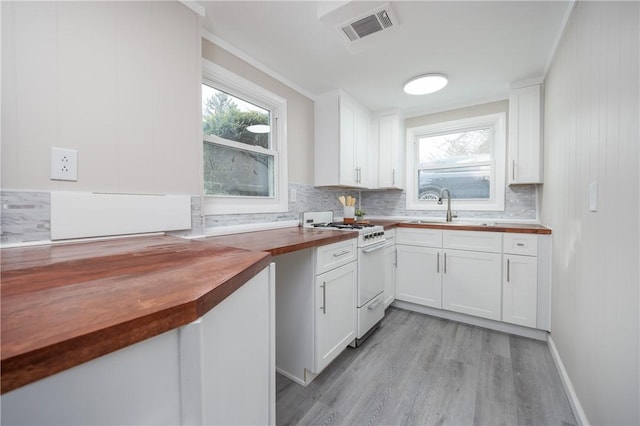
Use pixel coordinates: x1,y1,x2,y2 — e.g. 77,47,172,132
437,252,440,273
507,259,511,283
512,160,516,181
321,282,326,314
444,252,447,274
516,243,525,247
394,249,397,267
333,250,350,258
392,168,396,186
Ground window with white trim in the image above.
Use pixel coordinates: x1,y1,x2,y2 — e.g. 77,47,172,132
406,113,506,211
202,60,287,215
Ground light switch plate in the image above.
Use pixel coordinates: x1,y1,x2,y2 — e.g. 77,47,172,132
51,147,78,181
589,182,598,212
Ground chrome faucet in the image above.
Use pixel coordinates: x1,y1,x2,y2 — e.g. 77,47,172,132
438,188,455,222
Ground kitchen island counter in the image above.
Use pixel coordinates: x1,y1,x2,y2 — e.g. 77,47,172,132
0,235,271,394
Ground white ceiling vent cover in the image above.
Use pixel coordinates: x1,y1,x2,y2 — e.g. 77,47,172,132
339,6,398,43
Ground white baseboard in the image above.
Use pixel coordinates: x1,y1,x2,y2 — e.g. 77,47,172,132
275,367,307,387
547,336,590,426
391,300,549,341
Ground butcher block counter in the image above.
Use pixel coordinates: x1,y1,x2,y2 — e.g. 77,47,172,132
396,220,552,234
0,235,272,394
1,219,549,394
1,226,359,394
205,226,356,255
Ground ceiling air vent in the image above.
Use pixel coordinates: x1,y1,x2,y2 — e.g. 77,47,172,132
339,6,397,43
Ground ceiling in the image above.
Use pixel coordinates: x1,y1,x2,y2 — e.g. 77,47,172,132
198,1,572,117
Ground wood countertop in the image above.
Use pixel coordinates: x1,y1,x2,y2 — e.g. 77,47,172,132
1,219,549,393
395,221,552,234
205,226,357,256
0,235,271,394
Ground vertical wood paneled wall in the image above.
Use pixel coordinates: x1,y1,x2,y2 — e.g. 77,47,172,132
541,2,639,425
1,1,201,194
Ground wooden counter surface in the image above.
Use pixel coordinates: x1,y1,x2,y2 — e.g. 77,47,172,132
0,235,271,394
396,221,552,234
1,219,549,393
205,226,357,256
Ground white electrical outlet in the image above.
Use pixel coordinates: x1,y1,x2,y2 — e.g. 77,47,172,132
51,147,78,181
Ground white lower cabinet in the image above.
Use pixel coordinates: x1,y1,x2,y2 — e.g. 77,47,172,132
1,265,276,426
442,249,502,321
395,227,549,333
395,245,442,308
314,261,357,373
502,254,538,328
274,239,357,386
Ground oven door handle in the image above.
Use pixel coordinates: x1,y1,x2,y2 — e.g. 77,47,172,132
362,241,387,253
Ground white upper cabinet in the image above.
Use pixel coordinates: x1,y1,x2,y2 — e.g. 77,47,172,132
508,83,544,184
315,90,371,188
375,112,404,189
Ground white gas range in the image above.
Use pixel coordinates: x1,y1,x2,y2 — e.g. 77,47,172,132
301,211,388,345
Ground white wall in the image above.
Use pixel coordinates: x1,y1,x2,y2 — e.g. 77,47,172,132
405,99,508,128
201,38,315,185
1,1,201,194
541,2,639,425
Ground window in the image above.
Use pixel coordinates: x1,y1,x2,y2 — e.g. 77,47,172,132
406,113,506,211
202,60,287,214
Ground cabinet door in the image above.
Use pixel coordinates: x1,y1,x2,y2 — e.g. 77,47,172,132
314,261,356,373
377,113,403,189
339,101,357,186
383,244,396,308
395,245,442,308
503,254,538,328
442,249,501,320
354,108,370,186
508,84,543,184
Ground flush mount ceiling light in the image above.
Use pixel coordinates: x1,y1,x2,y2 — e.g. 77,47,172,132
246,124,270,133
403,74,448,95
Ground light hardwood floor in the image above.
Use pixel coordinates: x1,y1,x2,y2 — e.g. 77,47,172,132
276,307,576,426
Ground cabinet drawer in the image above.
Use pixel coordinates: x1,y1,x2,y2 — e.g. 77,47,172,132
396,228,443,248
316,239,357,275
503,233,538,256
443,231,502,253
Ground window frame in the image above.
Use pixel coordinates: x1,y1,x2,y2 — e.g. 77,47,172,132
201,59,288,215
405,112,506,212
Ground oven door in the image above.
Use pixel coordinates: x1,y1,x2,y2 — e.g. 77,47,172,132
358,240,387,308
